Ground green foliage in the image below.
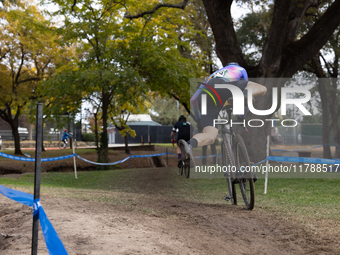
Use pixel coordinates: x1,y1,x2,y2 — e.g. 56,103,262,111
0,0,63,154
40,0,207,162
82,132,96,142
149,95,188,126
236,9,272,65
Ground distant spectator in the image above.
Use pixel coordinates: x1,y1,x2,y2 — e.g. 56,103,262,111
62,129,72,146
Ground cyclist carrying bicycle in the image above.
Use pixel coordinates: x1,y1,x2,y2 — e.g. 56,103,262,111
178,63,267,168
171,115,191,168
61,129,72,146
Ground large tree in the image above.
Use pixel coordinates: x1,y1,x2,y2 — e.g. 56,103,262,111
124,0,340,161
202,0,340,161
43,0,205,164
0,0,61,154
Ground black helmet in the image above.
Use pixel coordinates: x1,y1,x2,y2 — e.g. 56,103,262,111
179,115,186,121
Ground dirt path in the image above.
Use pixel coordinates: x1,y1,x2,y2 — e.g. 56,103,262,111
1,171,338,255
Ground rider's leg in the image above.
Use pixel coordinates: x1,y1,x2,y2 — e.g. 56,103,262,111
189,126,218,149
176,145,182,167
176,145,181,157
244,81,267,98
179,126,218,168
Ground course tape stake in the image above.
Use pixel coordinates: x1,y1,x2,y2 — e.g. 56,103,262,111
0,185,68,255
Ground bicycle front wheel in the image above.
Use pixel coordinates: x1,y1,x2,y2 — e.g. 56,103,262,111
221,136,237,205
233,134,254,210
58,141,65,149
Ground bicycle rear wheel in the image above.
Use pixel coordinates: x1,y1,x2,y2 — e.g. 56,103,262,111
184,165,190,178
179,160,183,175
233,134,254,210
58,141,66,149
221,136,237,205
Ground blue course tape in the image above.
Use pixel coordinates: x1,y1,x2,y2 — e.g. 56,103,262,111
271,145,323,152
0,184,33,207
253,159,267,166
271,144,340,152
0,185,68,255
75,155,130,165
0,152,75,162
0,151,35,162
267,156,340,165
195,154,222,159
37,201,68,255
131,153,167,158
253,156,340,166
75,152,176,165
42,154,75,162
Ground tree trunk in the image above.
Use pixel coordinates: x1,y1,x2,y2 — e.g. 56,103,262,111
201,0,247,67
94,112,99,148
318,79,332,158
333,125,340,159
97,91,110,168
201,0,340,162
12,126,22,155
124,135,129,154
1,109,23,155
310,56,332,159
329,79,340,158
241,78,287,162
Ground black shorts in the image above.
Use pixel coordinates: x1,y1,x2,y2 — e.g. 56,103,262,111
198,78,248,128
177,135,191,144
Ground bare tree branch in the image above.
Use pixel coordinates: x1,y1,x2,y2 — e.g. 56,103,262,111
71,0,77,12
282,0,340,77
124,0,189,19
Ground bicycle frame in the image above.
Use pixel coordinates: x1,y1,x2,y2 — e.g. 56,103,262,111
220,107,236,202
220,106,255,210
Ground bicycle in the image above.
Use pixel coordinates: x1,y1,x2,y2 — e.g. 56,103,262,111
58,138,77,150
179,160,190,178
219,106,255,210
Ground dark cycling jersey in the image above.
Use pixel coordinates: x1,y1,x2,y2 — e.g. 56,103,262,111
172,120,191,143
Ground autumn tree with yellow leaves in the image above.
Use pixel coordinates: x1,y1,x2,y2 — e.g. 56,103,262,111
0,0,64,154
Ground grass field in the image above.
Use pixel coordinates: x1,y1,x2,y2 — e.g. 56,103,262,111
2,144,340,253
1,167,339,223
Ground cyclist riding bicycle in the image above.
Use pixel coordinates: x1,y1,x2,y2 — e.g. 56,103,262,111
178,62,267,168
61,129,72,146
171,115,191,168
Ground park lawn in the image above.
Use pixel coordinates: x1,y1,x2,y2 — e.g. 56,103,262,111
1,167,339,224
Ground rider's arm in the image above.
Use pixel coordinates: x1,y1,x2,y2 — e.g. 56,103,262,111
171,123,177,141
170,131,175,141
245,81,267,98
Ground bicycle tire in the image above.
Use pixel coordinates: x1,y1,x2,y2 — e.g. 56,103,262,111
184,165,190,178
58,141,66,149
179,161,183,175
233,134,255,210
221,135,237,205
